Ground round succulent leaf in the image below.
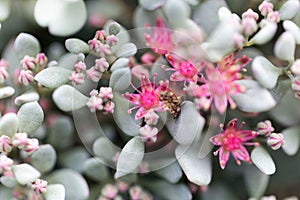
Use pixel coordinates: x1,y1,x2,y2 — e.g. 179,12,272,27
115,43,137,58
47,116,74,149
13,164,41,185
65,38,90,54
274,31,296,62
0,113,18,137
15,90,39,106
283,20,300,44
109,68,131,91
0,176,16,188
249,22,277,45
108,21,122,35
163,0,190,26
251,56,282,89
47,169,89,200
139,0,165,11
115,136,145,179
31,144,57,174
52,85,89,112
93,137,119,165
244,165,269,199
282,126,300,156
83,158,109,182
0,187,13,199
0,0,10,21
112,93,140,136
0,86,15,99
58,53,79,70
44,184,65,200
279,0,300,20
154,161,182,183
231,80,276,113
34,67,73,89
110,58,129,72
166,101,205,145
14,33,41,58
175,145,212,186
17,102,44,134
58,147,89,173
251,146,276,175
34,0,87,36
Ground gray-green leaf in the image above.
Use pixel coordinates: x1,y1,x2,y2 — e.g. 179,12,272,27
14,33,41,58
139,0,165,11
13,164,40,185
65,38,90,54
0,113,18,137
251,146,276,175
282,126,300,156
115,43,137,58
109,68,131,91
0,86,15,99
31,144,57,173
45,184,65,200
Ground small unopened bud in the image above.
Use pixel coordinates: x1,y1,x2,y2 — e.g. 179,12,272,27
139,125,158,143
129,186,144,200
0,155,13,173
291,77,300,98
0,59,9,69
74,61,87,73
267,133,284,150
103,102,115,114
95,30,107,42
36,53,48,67
101,184,118,199
259,1,274,17
144,110,159,126
13,133,28,149
21,55,36,70
0,66,9,84
86,96,103,112
106,35,118,46
69,72,85,85
18,70,34,86
23,138,39,155
94,58,109,72
31,179,47,194
97,44,112,57
291,59,300,76
88,38,100,51
141,53,156,65
0,135,13,153
257,120,274,137
242,18,258,36
86,67,102,82
99,87,113,99
267,11,280,23
242,9,259,21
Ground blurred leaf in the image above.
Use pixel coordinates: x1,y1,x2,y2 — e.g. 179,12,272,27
201,183,238,200
282,125,300,156
0,187,13,199
110,58,129,72
31,144,57,174
65,38,90,54
244,165,269,199
251,56,282,89
139,0,165,11
269,79,291,102
93,137,118,166
251,146,276,175
279,0,300,20
163,0,190,27
13,164,40,185
0,86,15,99
109,68,131,91
176,145,212,186
274,32,296,62
249,22,277,45
83,158,110,182
45,184,65,200
0,113,18,137
166,101,205,145
18,102,44,134
231,80,276,112
58,53,79,70
115,136,144,179
14,33,41,58
15,90,39,106
58,147,89,173
35,67,73,89
115,43,137,58
0,176,16,188
52,85,89,112
112,93,140,136
108,22,122,35
0,0,10,21
155,161,182,183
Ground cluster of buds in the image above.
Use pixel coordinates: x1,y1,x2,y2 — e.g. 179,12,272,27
291,60,300,99
86,88,115,113
69,61,87,85
0,59,9,84
258,1,280,23
86,58,109,83
18,53,48,86
139,125,158,143
12,133,39,155
88,30,118,57
257,120,284,150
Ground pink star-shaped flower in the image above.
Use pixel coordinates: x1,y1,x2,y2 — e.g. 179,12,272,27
210,118,259,169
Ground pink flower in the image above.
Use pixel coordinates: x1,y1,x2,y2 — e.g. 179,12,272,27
31,179,47,194
99,87,113,99
86,67,102,82
144,17,173,55
123,74,169,120
267,133,284,150
21,55,36,70
36,53,48,67
210,119,259,169
165,53,205,85
18,70,34,86
69,72,85,85
0,135,13,153
0,155,13,173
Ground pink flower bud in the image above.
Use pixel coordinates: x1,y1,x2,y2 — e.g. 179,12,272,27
86,67,102,82
194,97,211,111
0,66,9,84
259,1,274,16
144,110,159,126
242,9,259,21
13,133,28,149
95,30,107,42
139,125,158,143
96,44,112,57
138,162,149,173
74,61,87,73
31,179,47,194
242,18,258,36
0,59,9,69
291,59,300,76
141,53,156,65
0,155,13,174
129,186,144,200
88,38,101,51
101,184,118,199
233,33,245,48
23,138,39,155
99,87,113,99
103,102,115,114
267,133,284,150
0,135,13,153
106,35,118,46
267,11,280,23
257,120,274,137
36,53,48,67
86,96,103,112
18,70,34,86
90,89,99,97
69,71,85,85
94,58,109,72
117,181,129,193
21,55,36,70
292,76,300,92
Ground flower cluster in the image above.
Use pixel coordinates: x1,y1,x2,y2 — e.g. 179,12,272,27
86,87,115,113
88,30,118,57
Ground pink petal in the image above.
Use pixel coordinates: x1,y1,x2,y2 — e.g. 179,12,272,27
239,130,258,141
214,95,227,114
219,148,230,169
141,74,153,92
226,118,238,130
232,145,251,163
170,71,185,82
135,107,148,120
209,134,223,145
123,93,140,105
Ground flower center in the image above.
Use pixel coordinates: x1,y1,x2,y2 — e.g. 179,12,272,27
221,132,243,151
140,90,160,110
178,62,197,78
